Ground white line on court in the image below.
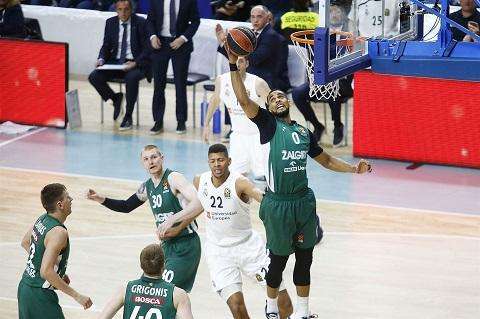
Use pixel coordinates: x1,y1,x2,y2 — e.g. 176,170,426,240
1,231,478,248
1,166,477,218
0,128,47,148
0,296,100,312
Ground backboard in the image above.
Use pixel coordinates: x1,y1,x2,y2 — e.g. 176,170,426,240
313,0,420,84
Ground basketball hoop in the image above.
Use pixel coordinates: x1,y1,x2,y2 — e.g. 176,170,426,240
291,30,357,101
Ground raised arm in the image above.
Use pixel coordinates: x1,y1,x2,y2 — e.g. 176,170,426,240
173,287,194,319
226,44,261,119
313,152,372,174
41,227,93,309
86,186,145,213
97,286,125,319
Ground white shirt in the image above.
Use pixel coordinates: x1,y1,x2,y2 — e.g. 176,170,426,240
116,18,133,60
197,171,252,247
161,0,180,37
220,72,261,135
351,0,400,38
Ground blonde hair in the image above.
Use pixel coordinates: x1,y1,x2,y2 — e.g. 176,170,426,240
141,145,162,156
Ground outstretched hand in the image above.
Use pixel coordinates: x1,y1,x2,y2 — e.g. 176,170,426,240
355,159,372,174
86,189,105,203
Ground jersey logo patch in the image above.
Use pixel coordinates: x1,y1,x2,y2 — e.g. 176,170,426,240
298,126,308,137
297,233,304,243
224,188,231,199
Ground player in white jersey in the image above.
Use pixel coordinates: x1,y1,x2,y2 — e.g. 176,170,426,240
350,0,400,38
203,57,270,179
160,143,293,318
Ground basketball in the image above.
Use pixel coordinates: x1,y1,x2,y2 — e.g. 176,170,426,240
226,27,257,56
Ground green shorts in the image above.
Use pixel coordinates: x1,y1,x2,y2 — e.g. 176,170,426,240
18,280,64,319
259,187,319,256
162,232,201,292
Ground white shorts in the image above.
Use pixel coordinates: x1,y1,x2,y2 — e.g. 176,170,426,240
229,132,264,177
205,231,270,297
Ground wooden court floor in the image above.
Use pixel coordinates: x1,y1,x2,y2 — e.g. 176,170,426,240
1,168,478,319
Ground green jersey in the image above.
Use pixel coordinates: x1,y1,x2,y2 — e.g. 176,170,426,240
139,168,197,237
251,108,323,194
123,276,176,319
21,214,69,288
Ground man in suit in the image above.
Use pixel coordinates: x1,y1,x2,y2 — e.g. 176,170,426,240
147,0,200,135
88,0,151,131
216,5,290,91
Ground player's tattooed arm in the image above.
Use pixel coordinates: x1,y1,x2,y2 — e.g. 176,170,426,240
313,152,372,174
86,184,146,213
236,175,264,203
157,173,203,237
21,225,33,252
98,285,125,319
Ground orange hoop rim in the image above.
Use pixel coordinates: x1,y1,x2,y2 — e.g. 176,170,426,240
290,29,363,48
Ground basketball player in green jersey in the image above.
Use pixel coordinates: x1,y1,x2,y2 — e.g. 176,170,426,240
87,145,202,293
225,45,372,319
98,243,193,319
18,183,93,319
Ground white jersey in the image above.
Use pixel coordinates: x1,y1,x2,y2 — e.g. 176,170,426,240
198,171,252,247
351,0,400,38
219,72,262,135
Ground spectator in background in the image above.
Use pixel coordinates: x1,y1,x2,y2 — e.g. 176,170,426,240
292,0,353,147
217,5,290,91
449,0,480,41
213,0,260,21
262,0,292,26
88,0,151,130
23,0,53,6
279,0,318,43
147,0,200,135
0,0,25,39
58,0,115,11
352,0,399,39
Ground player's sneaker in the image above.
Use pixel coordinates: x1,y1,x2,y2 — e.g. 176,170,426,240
264,303,279,319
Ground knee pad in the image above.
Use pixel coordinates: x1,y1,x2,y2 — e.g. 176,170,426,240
265,252,289,289
293,247,313,286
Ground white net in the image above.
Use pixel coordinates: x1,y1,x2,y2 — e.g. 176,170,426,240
292,31,353,101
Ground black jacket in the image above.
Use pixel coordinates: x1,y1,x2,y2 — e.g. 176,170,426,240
146,0,200,52
219,24,290,91
0,4,25,39
98,14,152,80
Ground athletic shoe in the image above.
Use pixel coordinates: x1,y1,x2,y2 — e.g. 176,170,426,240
119,116,132,131
333,124,344,147
176,122,186,134
265,303,279,319
150,122,163,135
112,93,124,121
